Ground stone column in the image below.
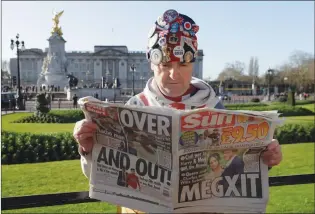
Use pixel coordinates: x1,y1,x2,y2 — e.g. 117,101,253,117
112,59,116,78
94,59,102,84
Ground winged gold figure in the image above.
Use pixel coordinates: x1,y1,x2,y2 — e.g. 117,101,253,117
51,10,64,36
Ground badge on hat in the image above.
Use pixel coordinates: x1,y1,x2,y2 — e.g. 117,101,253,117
162,46,171,62
183,22,192,31
157,16,167,27
158,37,167,47
148,25,156,38
192,24,199,33
173,46,185,58
150,49,163,65
170,22,179,33
148,33,159,48
183,31,190,37
176,16,184,24
192,40,198,50
168,34,179,45
184,51,193,63
163,9,179,23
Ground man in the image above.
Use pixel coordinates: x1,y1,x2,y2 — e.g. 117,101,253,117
73,9,282,213
208,129,221,146
72,94,78,109
126,168,141,191
220,149,245,195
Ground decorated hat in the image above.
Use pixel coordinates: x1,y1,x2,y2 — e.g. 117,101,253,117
146,9,199,65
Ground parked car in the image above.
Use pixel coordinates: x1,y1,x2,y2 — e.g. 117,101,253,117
1,92,17,109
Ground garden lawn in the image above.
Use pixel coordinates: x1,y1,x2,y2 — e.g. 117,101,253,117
267,184,314,213
2,143,314,213
300,103,315,112
1,113,74,133
268,143,314,177
283,115,315,125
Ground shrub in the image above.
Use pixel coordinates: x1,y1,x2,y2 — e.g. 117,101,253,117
226,105,314,117
1,131,79,164
274,124,315,144
250,98,260,103
13,110,85,124
13,114,63,123
49,110,84,122
224,103,268,108
36,93,50,115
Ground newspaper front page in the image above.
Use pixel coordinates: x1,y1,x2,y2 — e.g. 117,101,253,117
78,96,282,213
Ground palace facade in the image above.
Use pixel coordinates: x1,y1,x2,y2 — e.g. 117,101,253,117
9,45,204,89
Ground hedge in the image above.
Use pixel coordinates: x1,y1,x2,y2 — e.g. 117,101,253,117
224,103,268,108
226,105,314,116
1,131,79,164
13,110,85,123
275,124,315,144
2,123,315,164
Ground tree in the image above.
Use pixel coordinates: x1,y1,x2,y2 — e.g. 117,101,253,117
253,57,259,77
217,61,246,81
248,57,254,77
247,56,259,81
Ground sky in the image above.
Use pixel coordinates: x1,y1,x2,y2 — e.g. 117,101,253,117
1,1,314,79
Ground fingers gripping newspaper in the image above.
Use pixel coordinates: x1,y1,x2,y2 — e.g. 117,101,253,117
78,96,283,213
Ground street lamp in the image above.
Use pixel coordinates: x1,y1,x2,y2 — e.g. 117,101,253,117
284,77,288,92
130,64,136,96
267,68,274,101
10,33,25,110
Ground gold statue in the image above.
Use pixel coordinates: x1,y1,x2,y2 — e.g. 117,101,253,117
51,10,64,36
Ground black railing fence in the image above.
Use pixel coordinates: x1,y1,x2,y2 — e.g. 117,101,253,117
2,174,314,211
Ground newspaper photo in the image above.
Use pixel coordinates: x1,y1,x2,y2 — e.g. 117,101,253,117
78,96,283,213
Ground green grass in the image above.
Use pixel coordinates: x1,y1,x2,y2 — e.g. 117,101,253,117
1,113,74,133
267,184,314,213
2,143,314,213
269,143,314,177
300,103,315,112
1,202,116,213
283,115,315,125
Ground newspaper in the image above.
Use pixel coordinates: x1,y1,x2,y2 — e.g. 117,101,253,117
78,96,283,213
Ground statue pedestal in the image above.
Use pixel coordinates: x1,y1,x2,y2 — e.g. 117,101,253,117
42,72,68,88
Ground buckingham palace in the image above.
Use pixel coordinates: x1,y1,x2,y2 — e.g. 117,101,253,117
9,45,204,90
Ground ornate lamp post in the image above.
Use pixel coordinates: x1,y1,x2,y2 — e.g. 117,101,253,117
130,64,136,96
284,77,288,92
10,34,25,110
267,68,274,101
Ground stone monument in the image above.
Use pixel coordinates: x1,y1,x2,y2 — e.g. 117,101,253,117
37,10,68,89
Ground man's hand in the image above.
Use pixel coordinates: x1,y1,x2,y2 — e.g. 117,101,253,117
262,139,282,167
73,119,97,154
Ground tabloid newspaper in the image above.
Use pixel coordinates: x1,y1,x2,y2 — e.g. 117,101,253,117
78,96,284,213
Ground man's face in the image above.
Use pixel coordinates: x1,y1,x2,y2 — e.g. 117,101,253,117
151,61,193,97
223,150,234,161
